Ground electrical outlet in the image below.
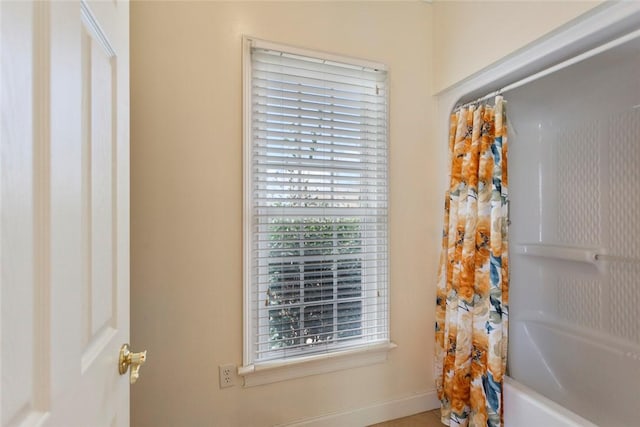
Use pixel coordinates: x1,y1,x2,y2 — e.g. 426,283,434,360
219,364,237,389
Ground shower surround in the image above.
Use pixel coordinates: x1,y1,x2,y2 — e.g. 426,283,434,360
436,3,640,426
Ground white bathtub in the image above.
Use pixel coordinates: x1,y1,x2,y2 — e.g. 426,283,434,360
504,377,597,427
507,317,640,427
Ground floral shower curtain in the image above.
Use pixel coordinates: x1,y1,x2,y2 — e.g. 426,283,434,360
434,96,509,427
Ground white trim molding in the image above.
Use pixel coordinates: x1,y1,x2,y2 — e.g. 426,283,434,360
81,0,116,58
248,36,387,72
437,1,640,112
33,0,52,416
239,342,396,387
241,35,390,381
276,389,440,427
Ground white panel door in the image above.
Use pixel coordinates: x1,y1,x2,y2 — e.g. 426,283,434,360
1,0,131,426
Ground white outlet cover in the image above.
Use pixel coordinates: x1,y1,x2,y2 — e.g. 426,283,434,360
219,364,236,389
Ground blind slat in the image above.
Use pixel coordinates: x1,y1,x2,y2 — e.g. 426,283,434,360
254,122,386,140
253,112,386,132
255,318,387,340
253,80,382,104
254,174,387,182
254,164,386,177
255,250,388,260
256,332,389,356
253,96,385,119
253,153,386,168
252,73,381,97
253,145,384,161
253,61,384,90
259,288,371,300
253,87,384,111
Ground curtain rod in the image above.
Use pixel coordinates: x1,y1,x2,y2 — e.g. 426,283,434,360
454,27,640,112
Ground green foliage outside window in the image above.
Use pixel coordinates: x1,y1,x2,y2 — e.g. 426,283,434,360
267,218,363,349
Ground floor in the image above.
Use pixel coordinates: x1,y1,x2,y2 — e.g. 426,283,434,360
369,409,442,427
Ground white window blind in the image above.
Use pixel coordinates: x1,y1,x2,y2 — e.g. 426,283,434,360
244,39,389,365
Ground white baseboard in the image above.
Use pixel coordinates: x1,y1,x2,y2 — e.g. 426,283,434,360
279,389,440,427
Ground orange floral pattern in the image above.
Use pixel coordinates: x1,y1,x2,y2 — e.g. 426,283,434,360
435,97,509,427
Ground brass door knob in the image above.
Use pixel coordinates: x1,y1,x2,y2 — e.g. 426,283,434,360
119,344,147,384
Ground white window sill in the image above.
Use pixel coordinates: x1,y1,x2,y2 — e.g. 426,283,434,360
238,341,397,387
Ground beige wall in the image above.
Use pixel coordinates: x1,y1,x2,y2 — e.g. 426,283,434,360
130,2,439,426
433,0,602,92
131,1,604,426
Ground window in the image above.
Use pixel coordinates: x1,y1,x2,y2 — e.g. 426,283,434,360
243,38,389,371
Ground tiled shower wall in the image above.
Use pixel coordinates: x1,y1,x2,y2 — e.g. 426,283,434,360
554,109,640,345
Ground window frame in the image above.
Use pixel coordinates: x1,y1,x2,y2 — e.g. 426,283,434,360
242,36,393,384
